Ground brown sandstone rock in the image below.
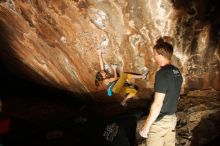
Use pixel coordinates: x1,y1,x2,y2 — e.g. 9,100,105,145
0,0,219,102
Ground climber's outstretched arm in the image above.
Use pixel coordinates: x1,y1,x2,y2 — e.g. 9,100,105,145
130,74,146,79
97,49,104,70
108,65,118,82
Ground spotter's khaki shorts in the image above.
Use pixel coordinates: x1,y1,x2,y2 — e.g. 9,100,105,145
146,114,177,146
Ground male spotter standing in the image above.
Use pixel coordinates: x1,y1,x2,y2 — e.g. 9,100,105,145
139,37,183,146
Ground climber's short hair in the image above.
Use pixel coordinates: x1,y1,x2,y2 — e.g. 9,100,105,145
95,70,109,86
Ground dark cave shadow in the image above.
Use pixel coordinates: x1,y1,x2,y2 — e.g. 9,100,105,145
190,111,220,146
0,53,151,146
0,60,151,146
0,65,150,146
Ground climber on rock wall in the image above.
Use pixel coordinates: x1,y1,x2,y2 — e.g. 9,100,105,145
95,48,148,106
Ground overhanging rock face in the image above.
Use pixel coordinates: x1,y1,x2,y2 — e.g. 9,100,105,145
0,0,219,101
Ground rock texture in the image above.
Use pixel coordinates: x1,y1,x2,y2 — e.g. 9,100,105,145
0,0,219,101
